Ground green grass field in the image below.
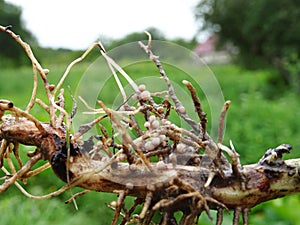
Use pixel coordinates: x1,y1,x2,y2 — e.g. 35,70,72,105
1,58,300,224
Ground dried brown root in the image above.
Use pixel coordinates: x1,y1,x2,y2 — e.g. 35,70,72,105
0,152,41,193
111,190,128,225
218,100,231,144
182,80,207,138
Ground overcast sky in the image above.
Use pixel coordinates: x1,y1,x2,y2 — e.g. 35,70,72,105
6,0,201,50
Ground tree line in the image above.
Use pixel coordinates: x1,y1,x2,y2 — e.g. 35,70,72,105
196,0,300,92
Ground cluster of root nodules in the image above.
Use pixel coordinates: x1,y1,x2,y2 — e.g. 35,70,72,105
68,41,241,225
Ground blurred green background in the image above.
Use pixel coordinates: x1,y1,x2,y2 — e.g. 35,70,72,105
1,62,300,225
1,0,300,224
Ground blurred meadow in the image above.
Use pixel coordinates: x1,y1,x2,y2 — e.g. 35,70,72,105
1,0,300,224
1,58,300,225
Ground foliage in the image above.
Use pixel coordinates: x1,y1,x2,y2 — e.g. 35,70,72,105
34,47,88,66
195,0,300,92
27,28,198,66
108,27,166,50
171,37,198,50
107,27,198,50
86,27,198,61
0,0,36,66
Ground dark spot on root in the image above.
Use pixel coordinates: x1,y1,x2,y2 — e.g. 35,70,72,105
50,141,81,182
5,25,12,31
7,102,13,108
